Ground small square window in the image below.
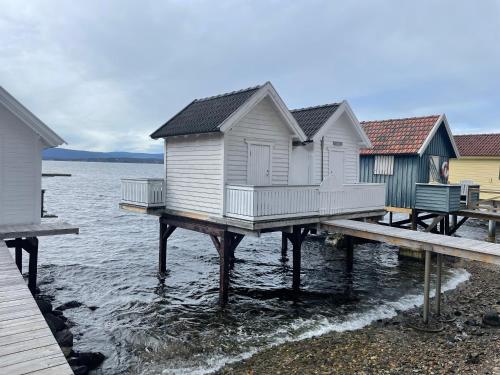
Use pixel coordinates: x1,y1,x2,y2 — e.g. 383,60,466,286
374,155,394,175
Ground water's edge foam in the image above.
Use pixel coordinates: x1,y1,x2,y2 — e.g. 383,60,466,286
164,268,471,375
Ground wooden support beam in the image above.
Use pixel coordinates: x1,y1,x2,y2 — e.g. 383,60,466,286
26,238,38,294
14,238,22,273
435,253,443,316
424,215,444,233
423,250,431,324
158,222,176,276
160,215,225,237
346,235,354,272
292,227,301,293
448,216,468,235
281,232,288,258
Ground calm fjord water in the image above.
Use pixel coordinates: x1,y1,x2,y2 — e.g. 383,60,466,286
40,161,472,374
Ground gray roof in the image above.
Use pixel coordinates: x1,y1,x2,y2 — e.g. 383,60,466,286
151,85,261,138
291,103,341,139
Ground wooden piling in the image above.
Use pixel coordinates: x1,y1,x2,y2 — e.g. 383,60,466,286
488,220,496,242
292,227,301,293
435,253,443,316
423,250,431,324
159,221,167,275
27,237,38,294
281,232,288,258
15,238,22,272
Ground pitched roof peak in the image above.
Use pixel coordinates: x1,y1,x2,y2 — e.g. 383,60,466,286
291,102,342,113
194,84,262,103
361,114,440,124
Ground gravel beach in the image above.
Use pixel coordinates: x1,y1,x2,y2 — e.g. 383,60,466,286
219,260,500,375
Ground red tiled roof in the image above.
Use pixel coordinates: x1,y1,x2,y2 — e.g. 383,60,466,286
454,133,500,157
360,115,440,155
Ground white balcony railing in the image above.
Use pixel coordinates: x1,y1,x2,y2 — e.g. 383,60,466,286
121,178,165,208
225,181,385,221
225,184,320,220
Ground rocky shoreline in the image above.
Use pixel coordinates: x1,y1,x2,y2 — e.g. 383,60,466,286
219,260,500,374
35,293,105,375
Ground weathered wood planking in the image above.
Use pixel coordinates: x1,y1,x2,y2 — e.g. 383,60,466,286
457,209,500,222
321,219,500,265
0,222,79,240
0,241,73,375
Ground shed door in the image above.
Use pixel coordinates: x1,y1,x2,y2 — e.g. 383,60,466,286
329,149,344,185
247,143,271,185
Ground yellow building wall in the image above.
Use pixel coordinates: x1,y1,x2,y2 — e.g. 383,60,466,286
449,157,500,200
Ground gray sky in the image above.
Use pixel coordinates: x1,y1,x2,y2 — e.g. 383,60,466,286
1,0,499,153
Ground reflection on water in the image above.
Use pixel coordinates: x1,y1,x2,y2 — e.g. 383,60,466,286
40,161,475,374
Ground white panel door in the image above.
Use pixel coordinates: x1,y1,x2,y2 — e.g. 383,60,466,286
247,143,271,185
329,149,344,185
289,146,312,185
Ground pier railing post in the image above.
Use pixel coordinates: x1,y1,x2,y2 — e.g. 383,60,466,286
423,250,432,324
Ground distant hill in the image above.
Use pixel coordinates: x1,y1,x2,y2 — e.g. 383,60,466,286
43,148,163,164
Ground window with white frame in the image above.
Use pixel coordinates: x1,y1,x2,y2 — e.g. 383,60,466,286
374,155,394,175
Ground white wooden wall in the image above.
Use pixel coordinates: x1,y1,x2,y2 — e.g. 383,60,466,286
165,133,224,216
311,112,361,185
0,104,43,226
224,97,293,185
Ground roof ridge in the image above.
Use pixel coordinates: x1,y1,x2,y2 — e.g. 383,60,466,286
194,84,262,103
291,102,341,112
360,114,441,124
454,132,500,137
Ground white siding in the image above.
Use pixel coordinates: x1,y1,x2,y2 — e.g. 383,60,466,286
165,133,224,216
0,104,43,226
311,112,361,185
225,97,293,185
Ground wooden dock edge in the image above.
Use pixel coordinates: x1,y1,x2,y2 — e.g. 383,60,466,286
0,240,73,375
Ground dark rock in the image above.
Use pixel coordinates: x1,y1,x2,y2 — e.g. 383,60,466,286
87,305,98,311
482,310,500,327
71,365,89,375
454,310,462,317
56,301,83,311
55,329,73,347
36,299,53,314
73,351,106,370
465,352,481,364
44,313,67,333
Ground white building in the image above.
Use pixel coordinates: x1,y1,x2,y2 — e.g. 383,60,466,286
0,87,65,226
121,82,385,222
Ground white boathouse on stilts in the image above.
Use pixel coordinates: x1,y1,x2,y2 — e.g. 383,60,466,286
120,82,386,305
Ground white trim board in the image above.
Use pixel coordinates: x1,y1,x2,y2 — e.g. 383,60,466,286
219,82,308,142
311,101,372,147
418,114,460,158
0,86,65,148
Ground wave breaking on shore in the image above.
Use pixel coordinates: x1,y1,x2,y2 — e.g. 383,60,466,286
162,268,470,375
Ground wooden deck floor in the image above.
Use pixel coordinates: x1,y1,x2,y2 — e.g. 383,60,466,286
321,219,500,265
0,241,73,375
0,222,79,240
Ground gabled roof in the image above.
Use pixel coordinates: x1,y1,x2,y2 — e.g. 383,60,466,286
454,133,500,157
0,86,65,148
151,85,261,138
291,101,372,147
360,115,459,156
151,82,307,141
291,103,341,139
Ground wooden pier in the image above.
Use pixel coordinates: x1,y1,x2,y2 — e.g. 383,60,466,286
321,219,500,323
0,240,73,374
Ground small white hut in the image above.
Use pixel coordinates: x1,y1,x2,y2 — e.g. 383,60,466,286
121,82,385,222
0,87,65,226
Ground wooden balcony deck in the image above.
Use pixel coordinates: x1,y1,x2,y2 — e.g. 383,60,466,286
0,240,73,375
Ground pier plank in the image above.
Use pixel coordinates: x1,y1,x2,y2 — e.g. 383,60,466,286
321,219,500,265
0,222,79,240
0,241,73,374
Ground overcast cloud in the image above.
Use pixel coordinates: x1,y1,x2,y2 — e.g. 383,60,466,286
1,0,499,152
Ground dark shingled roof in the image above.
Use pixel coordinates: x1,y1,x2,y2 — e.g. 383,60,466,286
454,133,500,157
291,103,341,139
151,85,261,138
